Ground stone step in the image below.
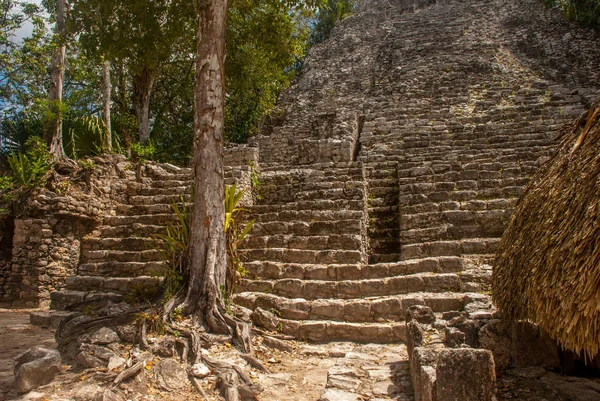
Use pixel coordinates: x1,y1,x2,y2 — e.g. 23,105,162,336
240,248,365,265
129,194,192,206
254,209,363,223
147,179,190,189
99,224,167,238
104,213,177,226
239,272,461,300
260,164,364,178
30,310,79,329
251,219,364,237
368,226,399,239
252,199,365,212
399,238,500,260
368,186,399,198
369,253,403,264
294,186,365,202
368,214,399,230
400,198,516,215
243,256,464,280
82,237,160,252
50,290,125,311
117,203,193,216
368,177,398,188
64,275,162,295
400,219,506,244
135,186,191,197
259,315,407,343
235,291,474,323
243,234,362,251
80,249,164,264
369,205,399,214
148,171,191,181
78,261,167,277
369,238,401,254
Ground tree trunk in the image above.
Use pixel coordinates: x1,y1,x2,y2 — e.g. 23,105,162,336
132,66,156,145
45,0,67,160
102,59,112,153
177,0,228,332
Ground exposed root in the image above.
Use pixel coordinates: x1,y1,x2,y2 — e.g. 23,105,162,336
239,353,270,373
113,361,145,386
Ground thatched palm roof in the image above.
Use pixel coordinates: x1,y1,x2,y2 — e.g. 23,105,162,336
493,98,600,358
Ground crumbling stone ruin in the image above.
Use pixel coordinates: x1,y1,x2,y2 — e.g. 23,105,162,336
2,0,600,399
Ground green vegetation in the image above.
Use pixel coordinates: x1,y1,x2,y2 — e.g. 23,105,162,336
224,184,255,295
544,0,600,29
154,195,190,301
5,136,51,190
1,0,357,165
310,0,357,44
154,185,254,302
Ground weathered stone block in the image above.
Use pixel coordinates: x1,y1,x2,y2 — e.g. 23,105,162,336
435,348,496,401
14,347,61,393
511,320,560,369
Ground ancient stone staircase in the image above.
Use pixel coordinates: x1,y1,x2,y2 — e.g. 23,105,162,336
49,164,192,309
47,0,600,349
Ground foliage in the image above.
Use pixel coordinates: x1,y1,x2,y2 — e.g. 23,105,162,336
544,0,600,29
6,136,51,189
224,0,310,144
150,0,312,163
224,184,255,295
154,195,189,301
309,0,357,45
129,141,156,163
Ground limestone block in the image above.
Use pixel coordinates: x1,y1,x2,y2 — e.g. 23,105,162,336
14,347,61,393
479,319,512,371
435,348,496,401
405,305,436,324
511,320,560,369
410,347,437,401
156,359,188,391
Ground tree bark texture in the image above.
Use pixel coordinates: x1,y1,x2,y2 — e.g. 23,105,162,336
181,0,228,332
133,66,156,145
102,60,112,153
45,0,67,160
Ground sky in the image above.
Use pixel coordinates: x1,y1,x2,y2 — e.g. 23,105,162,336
9,0,45,43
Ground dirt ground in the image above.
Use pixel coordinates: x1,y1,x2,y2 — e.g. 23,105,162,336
0,309,56,399
0,308,347,401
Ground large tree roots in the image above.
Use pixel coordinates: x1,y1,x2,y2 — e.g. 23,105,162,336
56,299,262,400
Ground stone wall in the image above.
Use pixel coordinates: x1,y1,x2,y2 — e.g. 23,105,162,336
223,145,259,206
0,152,258,308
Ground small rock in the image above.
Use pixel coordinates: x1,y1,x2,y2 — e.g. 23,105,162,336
14,347,61,393
75,352,105,369
156,359,188,390
445,327,466,348
320,388,361,401
90,327,120,345
107,356,126,371
72,383,102,401
251,308,279,331
191,362,211,378
94,389,125,401
405,305,435,324
116,325,137,343
263,336,293,352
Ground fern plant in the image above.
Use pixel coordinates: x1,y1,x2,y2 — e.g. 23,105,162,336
6,136,51,189
154,185,254,302
154,194,190,300
224,184,255,295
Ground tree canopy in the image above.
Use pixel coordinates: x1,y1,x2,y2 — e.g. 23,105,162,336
0,0,353,164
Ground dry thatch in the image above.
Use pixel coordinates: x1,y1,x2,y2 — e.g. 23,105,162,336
493,98,600,358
